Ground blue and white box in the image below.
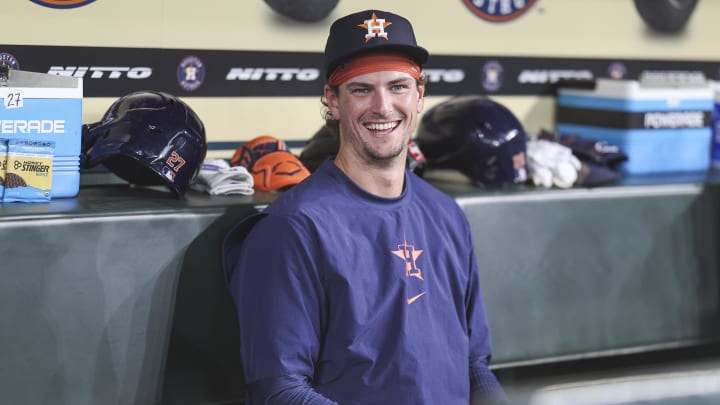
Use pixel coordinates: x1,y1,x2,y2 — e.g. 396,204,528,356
556,79,714,175
0,69,83,198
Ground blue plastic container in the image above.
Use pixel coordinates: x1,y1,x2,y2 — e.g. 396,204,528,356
556,79,714,175
0,70,83,198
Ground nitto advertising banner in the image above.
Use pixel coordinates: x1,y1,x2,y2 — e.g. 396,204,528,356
4,0,719,153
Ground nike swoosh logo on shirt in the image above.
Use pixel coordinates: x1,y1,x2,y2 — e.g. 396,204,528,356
406,291,426,305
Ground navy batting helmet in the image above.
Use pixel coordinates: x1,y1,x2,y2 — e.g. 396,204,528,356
81,91,207,197
415,96,528,188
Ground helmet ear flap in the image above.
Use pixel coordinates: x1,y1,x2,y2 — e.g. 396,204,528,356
80,123,101,167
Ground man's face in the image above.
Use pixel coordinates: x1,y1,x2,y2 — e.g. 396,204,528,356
325,70,425,166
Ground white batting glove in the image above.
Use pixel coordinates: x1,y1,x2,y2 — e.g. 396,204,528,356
526,137,581,188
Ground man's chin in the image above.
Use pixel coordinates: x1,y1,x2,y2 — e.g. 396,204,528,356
366,149,406,167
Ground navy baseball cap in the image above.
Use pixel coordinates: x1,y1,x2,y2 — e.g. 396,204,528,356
324,9,429,78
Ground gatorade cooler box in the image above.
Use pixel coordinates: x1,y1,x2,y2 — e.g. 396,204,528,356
556,78,714,175
0,69,83,198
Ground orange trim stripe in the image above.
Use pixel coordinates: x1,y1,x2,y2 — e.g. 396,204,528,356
40,0,89,4
328,52,421,86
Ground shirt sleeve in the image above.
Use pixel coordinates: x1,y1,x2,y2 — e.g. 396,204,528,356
247,374,338,405
464,221,505,397
225,213,334,404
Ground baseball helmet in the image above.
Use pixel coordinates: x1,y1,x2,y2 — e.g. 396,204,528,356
81,90,207,197
415,96,528,188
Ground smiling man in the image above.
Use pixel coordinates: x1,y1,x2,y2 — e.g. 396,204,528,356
223,9,505,404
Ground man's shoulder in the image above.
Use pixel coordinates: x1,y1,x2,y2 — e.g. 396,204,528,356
409,172,457,204
266,171,335,214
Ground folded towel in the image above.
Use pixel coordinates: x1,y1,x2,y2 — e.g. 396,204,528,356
190,158,254,196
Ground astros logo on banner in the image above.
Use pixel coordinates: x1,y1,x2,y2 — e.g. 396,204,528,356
29,0,96,9
463,0,538,22
0,53,20,70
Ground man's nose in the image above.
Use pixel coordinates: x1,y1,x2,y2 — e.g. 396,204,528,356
372,89,394,115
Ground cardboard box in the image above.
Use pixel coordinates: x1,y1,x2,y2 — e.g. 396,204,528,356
555,79,713,175
0,69,83,198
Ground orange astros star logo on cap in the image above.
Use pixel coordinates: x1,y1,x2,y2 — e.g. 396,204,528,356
358,12,392,43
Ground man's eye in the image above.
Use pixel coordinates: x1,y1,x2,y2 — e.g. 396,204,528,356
351,88,369,94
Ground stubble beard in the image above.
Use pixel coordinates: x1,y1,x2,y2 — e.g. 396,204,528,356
363,137,406,166
339,118,411,168
357,131,408,169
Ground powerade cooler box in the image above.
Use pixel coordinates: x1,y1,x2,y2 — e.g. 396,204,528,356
555,78,714,175
0,69,83,198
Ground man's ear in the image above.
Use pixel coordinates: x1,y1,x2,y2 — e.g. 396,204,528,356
324,85,341,119
416,85,425,113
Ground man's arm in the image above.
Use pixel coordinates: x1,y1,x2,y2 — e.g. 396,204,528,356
470,364,505,404
225,214,334,404
464,224,506,401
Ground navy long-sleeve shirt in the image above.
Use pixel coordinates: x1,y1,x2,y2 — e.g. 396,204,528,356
223,161,503,404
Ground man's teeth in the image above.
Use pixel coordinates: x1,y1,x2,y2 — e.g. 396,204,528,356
366,122,397,131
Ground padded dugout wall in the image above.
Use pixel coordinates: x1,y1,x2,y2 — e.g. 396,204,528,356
1,181,719,404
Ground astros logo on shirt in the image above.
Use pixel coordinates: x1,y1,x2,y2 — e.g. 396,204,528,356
392,234,427,305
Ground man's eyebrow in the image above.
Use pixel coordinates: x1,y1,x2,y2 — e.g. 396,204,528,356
344,80,371,87
345,76,414,88
388,77,414,85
